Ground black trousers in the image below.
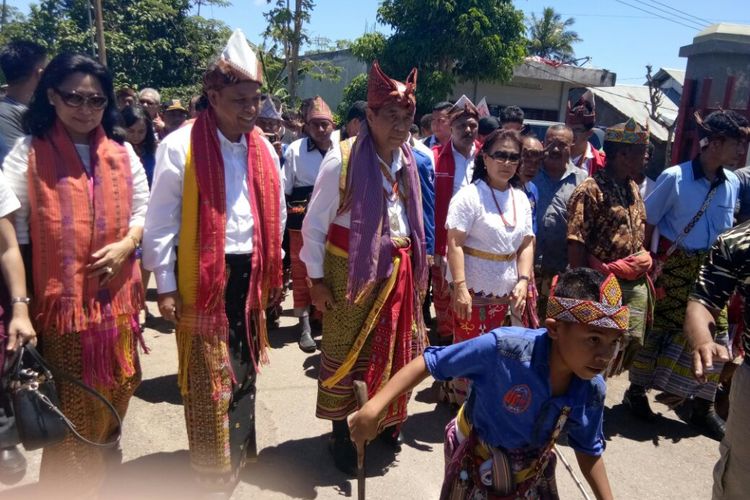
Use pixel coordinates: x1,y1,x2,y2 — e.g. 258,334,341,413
224,254,257,469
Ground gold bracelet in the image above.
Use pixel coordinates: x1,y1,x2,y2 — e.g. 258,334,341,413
127,234,140,249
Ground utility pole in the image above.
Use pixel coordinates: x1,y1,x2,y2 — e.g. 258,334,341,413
93,0,107,66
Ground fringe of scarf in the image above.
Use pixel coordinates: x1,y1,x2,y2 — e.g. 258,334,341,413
177,109,282,399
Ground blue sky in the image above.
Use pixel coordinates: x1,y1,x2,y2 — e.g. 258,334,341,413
9,0,750,84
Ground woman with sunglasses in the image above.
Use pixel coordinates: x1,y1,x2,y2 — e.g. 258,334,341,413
3,53,149,496
444,128,535,405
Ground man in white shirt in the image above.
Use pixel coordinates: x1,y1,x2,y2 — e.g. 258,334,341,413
142,29,285,497
431,95,480,344
283,96,334,352
300,61,427,476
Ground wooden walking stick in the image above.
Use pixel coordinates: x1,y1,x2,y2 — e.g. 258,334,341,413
352,380,369,500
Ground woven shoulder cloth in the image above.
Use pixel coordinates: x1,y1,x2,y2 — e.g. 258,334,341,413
337,136,357,213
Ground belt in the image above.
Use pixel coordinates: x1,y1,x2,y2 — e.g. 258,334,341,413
463,245,515,262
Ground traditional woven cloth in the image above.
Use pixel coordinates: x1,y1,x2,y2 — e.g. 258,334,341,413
28,120,143,388
176,108,282,396
431,264,452,341
546,274,630,331
604,117,649,145
443,295,509,406
317,225,425,428
39,323,140,496
288,229,311,312
630,249,728,401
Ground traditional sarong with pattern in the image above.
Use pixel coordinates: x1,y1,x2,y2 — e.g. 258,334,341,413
317,224,426,429
442,294,509,406
27,121,144,491
176,109,282,478
288,229,312,313
630,245,728,401
588,251,654,376
439,405,563,500
432,263,452,341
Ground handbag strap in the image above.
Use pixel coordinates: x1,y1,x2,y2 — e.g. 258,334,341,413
17,345,122,448
666,181,720,257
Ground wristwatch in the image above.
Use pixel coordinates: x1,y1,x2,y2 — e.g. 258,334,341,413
305,277,324,288
11,296,31,305
517,275,530,282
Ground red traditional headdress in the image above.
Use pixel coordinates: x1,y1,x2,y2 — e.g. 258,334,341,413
449,94,479,124
546,274,629,331
367,60,417,111
566,90,596,127
306,96,334,123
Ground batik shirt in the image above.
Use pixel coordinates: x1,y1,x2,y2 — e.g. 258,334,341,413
424,327,606,455
690,220,750,355
567,169,646,262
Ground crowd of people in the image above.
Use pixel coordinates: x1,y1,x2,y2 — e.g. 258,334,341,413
0,27,747,500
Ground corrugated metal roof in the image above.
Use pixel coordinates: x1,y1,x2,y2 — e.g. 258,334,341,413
588,85,678,142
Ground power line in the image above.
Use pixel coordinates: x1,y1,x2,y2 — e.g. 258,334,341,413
613,0,704,31
643,0,712,25
630,0,708,29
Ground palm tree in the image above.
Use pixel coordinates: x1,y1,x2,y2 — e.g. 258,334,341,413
527,7,582,64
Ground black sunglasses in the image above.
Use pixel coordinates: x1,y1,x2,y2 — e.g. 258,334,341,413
486,151,521,163
55,90,109,110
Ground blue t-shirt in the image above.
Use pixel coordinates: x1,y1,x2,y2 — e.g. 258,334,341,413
424,328,606,456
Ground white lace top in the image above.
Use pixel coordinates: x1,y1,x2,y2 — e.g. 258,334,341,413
445,180,533,297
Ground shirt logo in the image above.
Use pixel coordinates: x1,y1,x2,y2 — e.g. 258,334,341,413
503,384,532,414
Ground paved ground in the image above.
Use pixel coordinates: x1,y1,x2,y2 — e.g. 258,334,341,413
0,290,720,499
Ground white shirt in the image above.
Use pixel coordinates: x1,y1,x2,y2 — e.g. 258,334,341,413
445,180,533,297
3,136,149,245
283,137,328,194
300,142,411,279
571,142,595,176
451,141,476,195
0,168,20,218
142,123,286,294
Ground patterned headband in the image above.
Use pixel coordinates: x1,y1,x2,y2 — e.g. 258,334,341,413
546,274,629,331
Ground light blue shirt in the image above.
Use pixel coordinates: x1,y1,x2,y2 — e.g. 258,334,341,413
645,159,739,252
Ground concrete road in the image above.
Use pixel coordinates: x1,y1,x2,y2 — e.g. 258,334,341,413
0,292,719,499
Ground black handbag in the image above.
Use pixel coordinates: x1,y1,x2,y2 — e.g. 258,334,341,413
5,345,122,451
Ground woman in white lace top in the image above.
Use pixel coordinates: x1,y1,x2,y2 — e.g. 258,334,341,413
446,128,534,335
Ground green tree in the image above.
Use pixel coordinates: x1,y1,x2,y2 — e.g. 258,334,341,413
336,72,367,120
0,0,231,97
526,7,581,63
351,0,527,114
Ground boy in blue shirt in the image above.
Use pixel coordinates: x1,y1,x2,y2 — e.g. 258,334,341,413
350,268,624,499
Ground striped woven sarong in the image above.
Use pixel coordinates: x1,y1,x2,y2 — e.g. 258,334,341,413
288,229,311,313
316,225,425,428
629,250,728,401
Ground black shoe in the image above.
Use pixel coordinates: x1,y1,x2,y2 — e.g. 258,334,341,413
377,426,403,451
328,435,357,476
0,446,26,485
691,409,726,441
623,387,657,421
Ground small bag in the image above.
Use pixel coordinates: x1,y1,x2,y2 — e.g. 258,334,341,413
5,345,122,451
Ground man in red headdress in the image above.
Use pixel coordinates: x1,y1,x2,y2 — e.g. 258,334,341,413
431,95,481,346
300,61,427,475
566,90,605,176
284,95,335,352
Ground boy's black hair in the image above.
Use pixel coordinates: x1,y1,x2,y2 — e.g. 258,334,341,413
432,101,453,113
346,100,367,123
420,113,432,130
0,40,47,85
478,116,500,136
552,268,606,301
409,123,419,134
500,105,524,125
